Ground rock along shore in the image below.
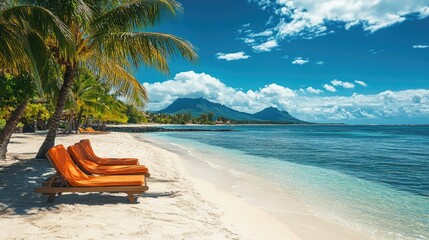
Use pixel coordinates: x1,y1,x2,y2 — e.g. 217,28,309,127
103,126,234,133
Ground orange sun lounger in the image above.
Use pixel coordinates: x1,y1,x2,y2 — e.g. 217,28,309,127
78,127,90,134
67,144,150,177
77,139,139,165
34,145,148,203
85,127,108,134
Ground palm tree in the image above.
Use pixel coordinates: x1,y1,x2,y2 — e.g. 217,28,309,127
0,1,73,159
36,0,197,158
64,69,128,132
64,69,104,133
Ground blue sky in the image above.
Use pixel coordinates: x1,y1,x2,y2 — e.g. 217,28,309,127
136,0,429,124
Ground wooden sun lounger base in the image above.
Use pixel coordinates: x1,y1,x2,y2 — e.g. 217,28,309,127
34,186,148,203
34,174,148,203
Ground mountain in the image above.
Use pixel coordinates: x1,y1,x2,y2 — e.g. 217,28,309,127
253,107,303,122
158,98,259,121
157,98,305,123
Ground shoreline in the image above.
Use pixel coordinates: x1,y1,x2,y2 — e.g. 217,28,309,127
0,132,299,239
141,133,376,240
1,131,405,239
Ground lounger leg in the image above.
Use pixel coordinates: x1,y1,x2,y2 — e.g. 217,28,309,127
47,193,56,203
127,192,136,203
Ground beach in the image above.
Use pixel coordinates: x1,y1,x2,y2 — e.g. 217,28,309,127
0,132,300,240
1,0,427,239
1,129,426,240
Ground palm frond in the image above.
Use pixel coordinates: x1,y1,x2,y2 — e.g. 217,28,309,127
92,0,183,32
84,54,148,106
93,32,197,73
0,0,14,11
0,21,30,73
26,0,93,27
2,5,75,60
26,32,53,94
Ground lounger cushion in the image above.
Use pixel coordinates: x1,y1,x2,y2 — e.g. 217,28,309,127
47,145,145,187
78,139,139,165
68,145,149,175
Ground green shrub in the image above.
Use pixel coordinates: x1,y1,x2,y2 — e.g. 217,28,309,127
0,119,6,130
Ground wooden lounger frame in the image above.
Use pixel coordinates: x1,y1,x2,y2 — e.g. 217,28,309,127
34,153,148,203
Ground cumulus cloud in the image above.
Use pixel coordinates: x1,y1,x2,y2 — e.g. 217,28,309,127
143,71,295,112
306,87,323,94
315,61,325,65
292,57,309,65
242,0,429,48
331,79,355,89
252,39,279,52
143,71,429,123
244,38,256,44
413,44,429,49
323,84,337,92
355,80,368,87
249,30,274,37
216,52,250,61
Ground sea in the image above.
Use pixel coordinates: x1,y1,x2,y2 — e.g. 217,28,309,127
139,125,429,240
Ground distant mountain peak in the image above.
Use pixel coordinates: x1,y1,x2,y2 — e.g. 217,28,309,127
259,106,290,114
157,98,304,123
263,106,281,111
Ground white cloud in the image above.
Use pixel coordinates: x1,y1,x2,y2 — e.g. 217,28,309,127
323,84,337,92
252,39,279,52
249,30,274,37
252,0,272,10
420,6,429,18
292,57,309,65
355,80,368,87
243,0,429,46
216,52,250,61
413,44,429,49
306,87,323,94
315,61,324,65
331,79,355,89
143,71,429,123
143,71,295,113
244,38,256,44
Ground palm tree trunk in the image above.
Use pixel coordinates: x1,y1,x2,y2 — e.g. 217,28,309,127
64,110,74,134
83,115,88,127
36,64,76,159
76,108,83,131
0,100,29,159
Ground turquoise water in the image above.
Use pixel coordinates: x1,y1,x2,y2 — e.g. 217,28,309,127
143,125,429,240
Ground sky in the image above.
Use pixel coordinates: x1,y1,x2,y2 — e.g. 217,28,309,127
136,0,429,124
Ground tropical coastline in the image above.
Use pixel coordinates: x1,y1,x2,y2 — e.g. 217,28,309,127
2,125,428,239
1,0,428,239
0,130,368,240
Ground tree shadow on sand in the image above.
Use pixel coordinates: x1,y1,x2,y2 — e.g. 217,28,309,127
0,157,58,215
0,157,179,216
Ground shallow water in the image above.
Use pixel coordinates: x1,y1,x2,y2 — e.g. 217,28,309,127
141,125,429,240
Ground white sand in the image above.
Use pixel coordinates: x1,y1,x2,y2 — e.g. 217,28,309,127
0,132,376,240
0,132,300,240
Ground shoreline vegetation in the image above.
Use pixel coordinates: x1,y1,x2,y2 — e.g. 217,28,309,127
0,0,197,160
104,125,235,133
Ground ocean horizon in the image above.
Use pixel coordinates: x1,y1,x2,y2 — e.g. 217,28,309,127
141,124,429,240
